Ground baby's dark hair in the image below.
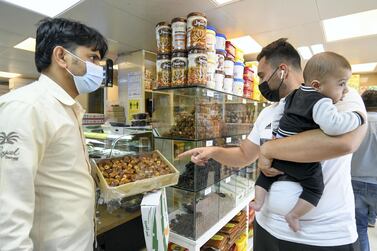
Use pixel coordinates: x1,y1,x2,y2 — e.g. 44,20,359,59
361,90,377,111
303,52,351,84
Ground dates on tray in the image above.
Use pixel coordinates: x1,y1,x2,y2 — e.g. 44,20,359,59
98,153,173,187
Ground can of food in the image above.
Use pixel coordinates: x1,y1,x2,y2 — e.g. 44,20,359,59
234,62,245,79
188,48,207,85
215,70,225,91
171,17,186,52
233,78,244,96
207,58,216,89
156,54,171,88
216,33,226,51
223,75,233,93
187,12,207,50
155,22,172,54
243,66,253,81
171,51,188,87
224,58,234,76
206,26,217,53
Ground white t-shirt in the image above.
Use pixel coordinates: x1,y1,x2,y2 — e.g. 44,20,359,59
248,88,366,246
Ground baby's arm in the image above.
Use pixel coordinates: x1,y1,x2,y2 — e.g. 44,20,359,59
312,98,365,136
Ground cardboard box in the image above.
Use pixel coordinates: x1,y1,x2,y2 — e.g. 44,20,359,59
141,189,169,251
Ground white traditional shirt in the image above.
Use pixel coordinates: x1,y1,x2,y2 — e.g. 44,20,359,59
0,74,95,251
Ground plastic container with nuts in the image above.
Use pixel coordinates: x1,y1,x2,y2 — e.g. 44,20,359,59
188,48,208,85
171,51,188,87
156,54,171,88
186,12,207,50
156,22,172,54
171,17,187,52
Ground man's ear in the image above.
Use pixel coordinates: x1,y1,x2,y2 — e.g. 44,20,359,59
52,46,68,69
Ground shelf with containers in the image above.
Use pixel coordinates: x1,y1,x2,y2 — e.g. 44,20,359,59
152,85,259,141
154,11,265,251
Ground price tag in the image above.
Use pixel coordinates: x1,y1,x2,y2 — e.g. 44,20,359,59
242,99,247,104
204,187,212,196
254,102,258,106
225,177,231,183
206,140,213,147
226,137,231,143
242,135,246,140
227,95,233,101
263,103,266,107
207,90,214,97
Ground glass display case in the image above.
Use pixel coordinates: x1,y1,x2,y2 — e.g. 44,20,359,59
85,126,153,159
167,184,220,240
152,86,258,141
154,137,234,192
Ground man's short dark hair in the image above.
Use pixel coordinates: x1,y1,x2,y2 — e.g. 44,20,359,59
257,38,301,70
361,90,377,111
35,18,108,73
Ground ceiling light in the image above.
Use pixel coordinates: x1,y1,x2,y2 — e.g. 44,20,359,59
229,36,262,54
322,9,377,42
351,62,377,73
310,44,325,55
0,71,21,79
297,46,312,60
14,37,36,52
3,0,82,17
211,0,239,6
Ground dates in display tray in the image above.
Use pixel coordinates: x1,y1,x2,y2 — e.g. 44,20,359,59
98,153,173,187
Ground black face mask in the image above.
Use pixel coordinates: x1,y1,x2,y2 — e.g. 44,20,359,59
258,67,284,102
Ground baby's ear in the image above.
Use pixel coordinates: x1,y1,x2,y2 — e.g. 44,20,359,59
310,80,321,90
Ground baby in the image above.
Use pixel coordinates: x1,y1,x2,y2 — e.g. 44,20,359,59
252,52,365,232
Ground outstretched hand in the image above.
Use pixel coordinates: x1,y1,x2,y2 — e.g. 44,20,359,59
177,147,216,166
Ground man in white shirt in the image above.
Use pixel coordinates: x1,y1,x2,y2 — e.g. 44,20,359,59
0,18,108,251
179,38,367,250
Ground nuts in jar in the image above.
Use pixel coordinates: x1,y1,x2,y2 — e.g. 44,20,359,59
206,58,216,89
171,17,187,51
187,12,207,50
171,51,188,87
188,49,207,85
155,22,172,54
156,54,171,88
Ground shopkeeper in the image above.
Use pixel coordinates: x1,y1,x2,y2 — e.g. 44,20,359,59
180,38,366,251
0,18,108,250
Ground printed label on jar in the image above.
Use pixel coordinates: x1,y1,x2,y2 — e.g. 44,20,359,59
171,58,187,86
172,22,186,51
188,54,207,85
157,60,171,87
192,18,206,28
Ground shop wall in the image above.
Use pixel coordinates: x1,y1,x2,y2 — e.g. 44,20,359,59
360,73,377,88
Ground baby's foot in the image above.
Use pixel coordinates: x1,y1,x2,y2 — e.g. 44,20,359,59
250,200,263,212
285,213,300,232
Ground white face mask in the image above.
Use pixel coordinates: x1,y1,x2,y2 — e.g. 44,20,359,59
64,49,104,94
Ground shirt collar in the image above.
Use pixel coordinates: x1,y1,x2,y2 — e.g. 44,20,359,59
38,74,76,106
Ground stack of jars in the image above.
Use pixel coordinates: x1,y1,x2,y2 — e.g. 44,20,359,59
155,13,211,89
206,26,217,89
155,21,173,88
214,33,226,91
243,64,254,98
